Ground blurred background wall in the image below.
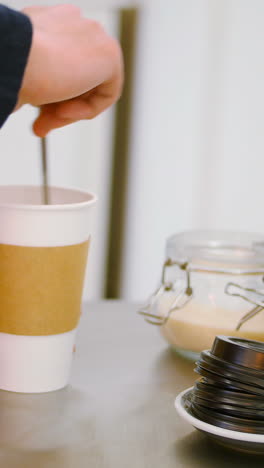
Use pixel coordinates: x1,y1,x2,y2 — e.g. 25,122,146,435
4,0,264,301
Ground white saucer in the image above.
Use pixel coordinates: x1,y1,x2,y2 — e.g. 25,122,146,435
175,387,264,454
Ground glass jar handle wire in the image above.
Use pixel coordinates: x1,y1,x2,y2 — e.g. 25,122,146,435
225,282,264,330
138,259,193,326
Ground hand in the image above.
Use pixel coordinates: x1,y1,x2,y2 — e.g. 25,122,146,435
17,4,124,136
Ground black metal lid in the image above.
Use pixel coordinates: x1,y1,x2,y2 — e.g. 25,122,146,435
192,394,264,419
211,336,264,371
198,355,264,388
194,382,264,409
190,401,264,434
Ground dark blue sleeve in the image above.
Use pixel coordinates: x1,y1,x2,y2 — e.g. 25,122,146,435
0,5,32,128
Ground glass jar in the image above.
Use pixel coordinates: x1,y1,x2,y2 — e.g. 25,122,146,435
139,231,264,360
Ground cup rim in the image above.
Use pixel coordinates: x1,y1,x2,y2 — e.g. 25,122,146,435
0,185,97,211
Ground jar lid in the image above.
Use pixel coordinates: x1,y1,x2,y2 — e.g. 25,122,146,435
166,230,264,273
211,336,264,371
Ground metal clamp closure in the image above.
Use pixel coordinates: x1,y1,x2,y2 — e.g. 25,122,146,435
138,259,193,326
225,282,264,330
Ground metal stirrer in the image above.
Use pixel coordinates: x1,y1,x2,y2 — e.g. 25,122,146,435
41,136,49,204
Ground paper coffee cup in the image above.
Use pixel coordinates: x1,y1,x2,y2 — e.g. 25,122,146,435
0,185,96,393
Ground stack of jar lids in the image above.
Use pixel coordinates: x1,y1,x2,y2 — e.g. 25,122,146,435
191,336,264,434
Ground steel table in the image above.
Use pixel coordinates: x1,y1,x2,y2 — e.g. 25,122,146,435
0,301,262,467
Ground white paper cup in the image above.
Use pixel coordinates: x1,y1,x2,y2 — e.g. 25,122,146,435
0,185,96,393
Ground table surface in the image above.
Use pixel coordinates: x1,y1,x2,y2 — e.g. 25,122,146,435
0,301,263,467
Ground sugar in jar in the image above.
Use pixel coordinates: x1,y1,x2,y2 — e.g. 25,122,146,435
139,231,264,360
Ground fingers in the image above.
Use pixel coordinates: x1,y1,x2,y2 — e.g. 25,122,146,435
33,97,107,137
33,104,74,137
59,78,122,118
33,77,123,136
